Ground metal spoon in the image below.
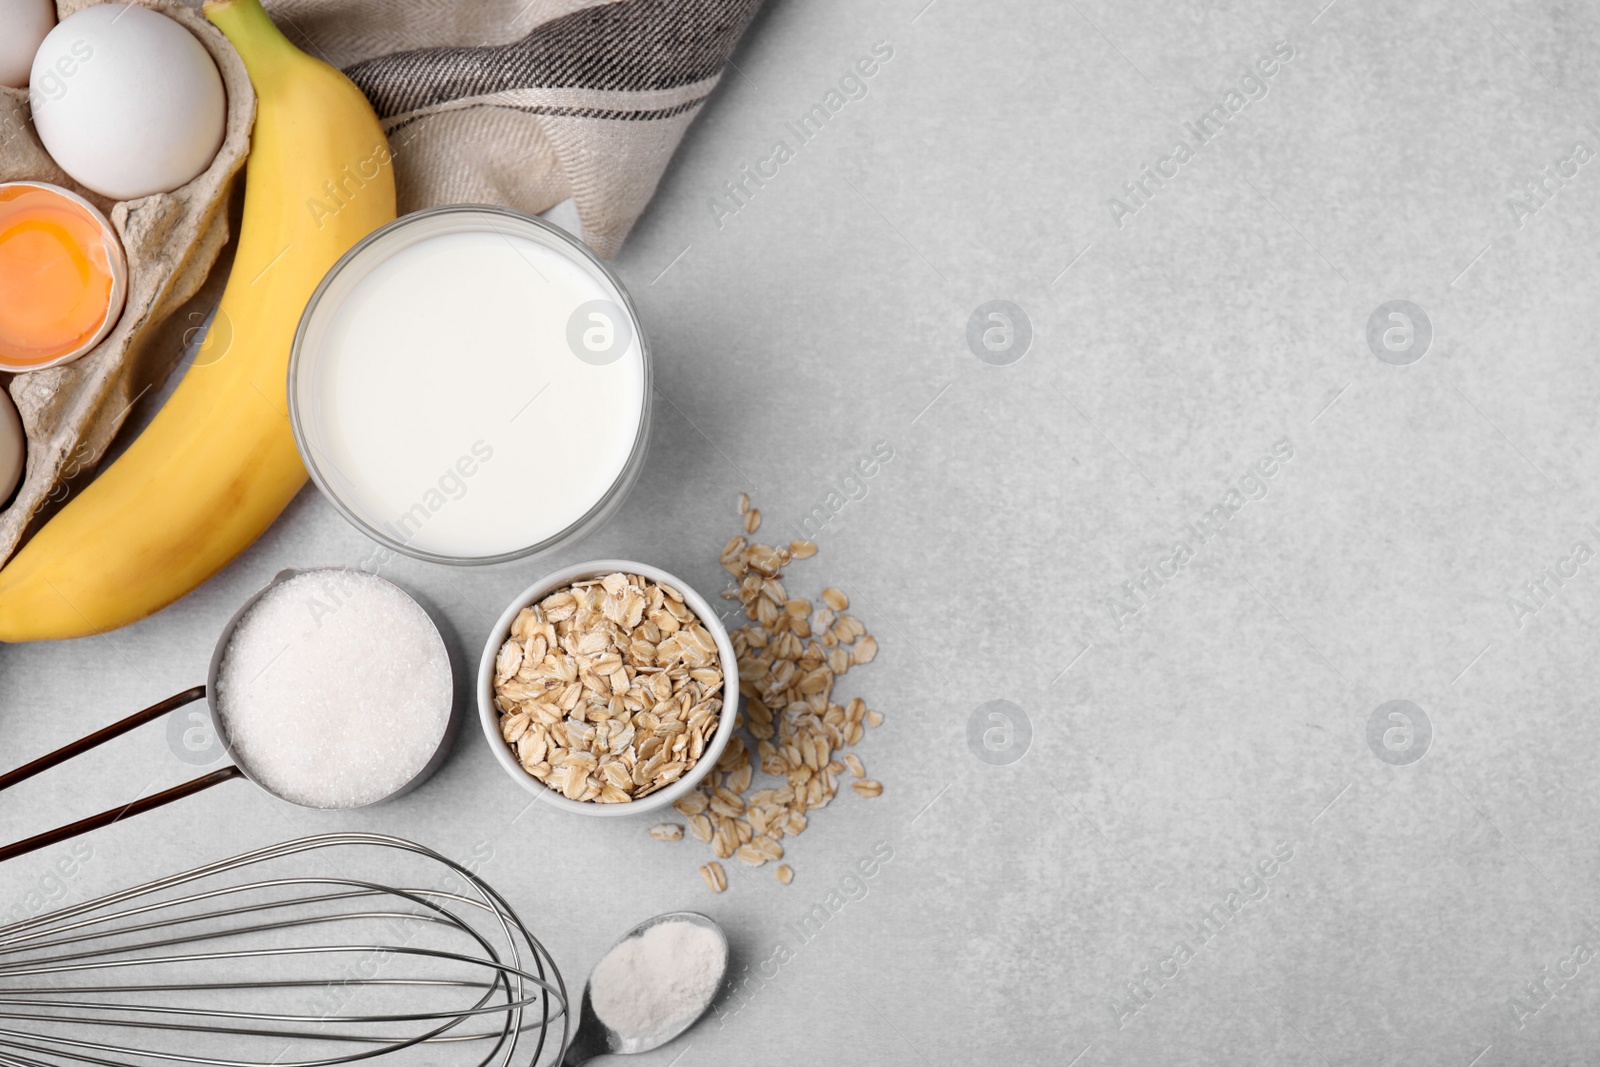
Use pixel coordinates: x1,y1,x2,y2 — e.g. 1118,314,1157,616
561,911,729,1065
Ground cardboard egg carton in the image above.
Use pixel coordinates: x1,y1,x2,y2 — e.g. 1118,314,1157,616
0,0,253,566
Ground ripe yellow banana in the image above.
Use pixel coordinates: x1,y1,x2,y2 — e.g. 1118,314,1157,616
0,0,395,641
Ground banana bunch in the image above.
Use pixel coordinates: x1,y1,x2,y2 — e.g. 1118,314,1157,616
0,0,395,641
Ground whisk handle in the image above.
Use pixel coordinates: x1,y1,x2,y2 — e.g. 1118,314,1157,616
0,765,245,864
0,685,208,792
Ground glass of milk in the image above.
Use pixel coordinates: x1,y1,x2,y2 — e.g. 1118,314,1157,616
289,206,651,564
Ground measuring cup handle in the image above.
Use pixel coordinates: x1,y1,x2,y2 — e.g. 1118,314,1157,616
0,684,208,792
0,765,246,864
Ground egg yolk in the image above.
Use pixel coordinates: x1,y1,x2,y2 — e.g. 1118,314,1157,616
0,184,118,370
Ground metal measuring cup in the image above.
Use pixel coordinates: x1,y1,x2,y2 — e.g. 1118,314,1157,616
0,567,461,864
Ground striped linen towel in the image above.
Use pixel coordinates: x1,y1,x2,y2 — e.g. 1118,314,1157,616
263,0,763,257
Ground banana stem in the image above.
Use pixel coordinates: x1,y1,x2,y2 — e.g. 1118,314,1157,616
205,0,299,76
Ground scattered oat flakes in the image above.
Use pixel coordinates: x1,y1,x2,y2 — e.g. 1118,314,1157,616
657,496,886,891
700,861,727,893
673,791,708,815
649,823,684,841
852,780,883,798
492,572,723,804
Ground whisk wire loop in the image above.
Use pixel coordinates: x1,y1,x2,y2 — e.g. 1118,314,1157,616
0,834,567,1067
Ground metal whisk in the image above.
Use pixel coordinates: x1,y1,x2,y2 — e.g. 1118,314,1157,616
0,833,568,1066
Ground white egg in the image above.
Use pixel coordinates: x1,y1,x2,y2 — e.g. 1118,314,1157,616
0,386,24,504
30,4,225,201
0,0,55,88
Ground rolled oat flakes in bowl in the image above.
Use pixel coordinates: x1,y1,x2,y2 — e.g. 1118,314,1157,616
477,561,738,817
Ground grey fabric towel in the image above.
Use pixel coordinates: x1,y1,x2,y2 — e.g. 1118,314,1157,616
263,0,762,257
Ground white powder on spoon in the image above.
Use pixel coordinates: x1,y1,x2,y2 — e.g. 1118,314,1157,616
214,569,452,809
590,919,725,1041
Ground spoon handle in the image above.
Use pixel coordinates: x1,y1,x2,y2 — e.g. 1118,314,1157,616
559,1000,608,1066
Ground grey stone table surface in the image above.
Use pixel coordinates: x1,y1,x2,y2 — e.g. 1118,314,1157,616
5,0,1600,1063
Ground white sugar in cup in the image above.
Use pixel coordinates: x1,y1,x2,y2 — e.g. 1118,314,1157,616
289,207,651,565
210,568,458,810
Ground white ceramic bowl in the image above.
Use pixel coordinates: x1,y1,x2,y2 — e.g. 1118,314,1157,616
478,560,738,818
